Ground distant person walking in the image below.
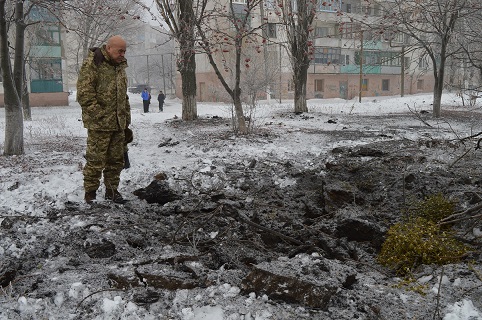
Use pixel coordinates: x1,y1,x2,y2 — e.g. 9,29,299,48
77,35,130,204
141,88,150,113
157,91,165,112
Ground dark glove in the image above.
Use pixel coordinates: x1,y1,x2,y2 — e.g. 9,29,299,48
124,128,133,144
123,151,130,169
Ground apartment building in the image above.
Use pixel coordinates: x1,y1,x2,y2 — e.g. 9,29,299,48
27,2,69,106
188,0,434,102
0,2,69,107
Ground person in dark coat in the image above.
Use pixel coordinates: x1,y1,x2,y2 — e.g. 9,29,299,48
157,91,165,112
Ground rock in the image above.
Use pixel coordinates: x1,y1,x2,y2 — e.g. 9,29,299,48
241,266,337,309
1,217,14,229
342,274,357,289
84,240,116,259
326,188,365,207
133,180,180,204
0,260,19,288
154,172,168,180
350,147,385,157
126,235,148,249
133,290,161,305
108,272,141,289
137,264,198,290
405,173,416,183
336,218,385,248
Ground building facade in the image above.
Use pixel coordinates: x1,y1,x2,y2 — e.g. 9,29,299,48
179,0,435,102
0,2,69,107
27,2,69,106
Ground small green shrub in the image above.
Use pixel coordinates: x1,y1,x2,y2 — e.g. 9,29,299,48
410,193,456,222
378,217,469,275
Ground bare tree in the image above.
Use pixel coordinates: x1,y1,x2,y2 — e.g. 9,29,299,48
1,0,34,155
241,46,279,106
195,0,265,134
139,0,207,121
1,0,142,156
272,0,316,114
455,5,482,95
374,0,475,118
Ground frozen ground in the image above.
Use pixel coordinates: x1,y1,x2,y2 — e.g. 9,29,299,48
0,92,481,319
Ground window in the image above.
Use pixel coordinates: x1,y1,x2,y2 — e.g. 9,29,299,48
417,79,424,90
30,58,62,80
233,0,247,3
342,54,350,65
345,4,352,13
341,23,360,39
354,51,401,66
265,0,276,9
361,79,369,91
380,52,401,66
288,79,295,92
315,27,331,38
314,47,341,64
419,57,429,69
382,30,398,42
232,12,251,29
363,30,380,41
266,23,277,38
35,26,61,46
382,79,390,91
373,4,381,16
315,79,325,92
355,51,380,65
317,0,341,12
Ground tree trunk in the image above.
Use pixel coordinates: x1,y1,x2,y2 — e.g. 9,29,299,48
0,0,24,155
292,47,309,113
13,2,25,97
177,0,198,121
22,90,31,121
23,64,31,121
432,73,443,118
294,70,308,113
284,0,314,114
233,90,247,134
432,49,447,118
180,49,197,121
233,37,247,134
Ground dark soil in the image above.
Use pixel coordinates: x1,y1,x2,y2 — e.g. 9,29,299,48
1,111,482,319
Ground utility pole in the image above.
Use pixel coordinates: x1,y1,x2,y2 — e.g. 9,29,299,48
260,3,270,101
279,43,282,103
359,29,364,103
146,55,150,86
161,54,166,93
400,46,405,97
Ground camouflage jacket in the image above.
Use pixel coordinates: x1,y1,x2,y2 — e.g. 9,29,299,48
77,46,131,131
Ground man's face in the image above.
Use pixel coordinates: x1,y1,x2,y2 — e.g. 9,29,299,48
106,43,126,64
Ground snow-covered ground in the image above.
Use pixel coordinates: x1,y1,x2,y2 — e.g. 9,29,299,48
0,92,481,319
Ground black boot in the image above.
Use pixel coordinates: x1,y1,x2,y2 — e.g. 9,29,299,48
84,190,97,204
105,189,127,204
124,151,130,169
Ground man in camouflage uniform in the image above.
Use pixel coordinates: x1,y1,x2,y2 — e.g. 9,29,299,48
77,35,131,204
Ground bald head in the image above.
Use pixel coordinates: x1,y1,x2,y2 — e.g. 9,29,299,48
106,35,127,64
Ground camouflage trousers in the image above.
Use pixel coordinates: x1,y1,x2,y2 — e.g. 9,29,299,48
83,129,125,193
